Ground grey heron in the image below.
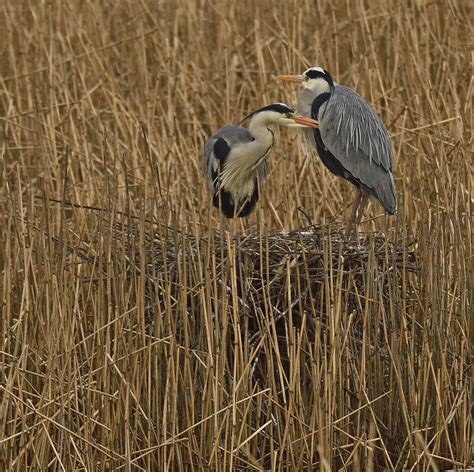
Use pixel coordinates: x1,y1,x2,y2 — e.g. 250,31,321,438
202,103,319,218
279,67,396,236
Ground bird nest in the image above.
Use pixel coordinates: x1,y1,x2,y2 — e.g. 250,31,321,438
109,223,417,342
74,220,418,386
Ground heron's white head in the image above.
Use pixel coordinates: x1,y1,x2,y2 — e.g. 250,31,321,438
279,67,335,96
245,103,319,128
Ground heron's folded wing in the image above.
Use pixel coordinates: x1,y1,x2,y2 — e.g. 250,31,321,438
319,86,396,212
320,86,393,173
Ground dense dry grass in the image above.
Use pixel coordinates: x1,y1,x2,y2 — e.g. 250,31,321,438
1,0,472,470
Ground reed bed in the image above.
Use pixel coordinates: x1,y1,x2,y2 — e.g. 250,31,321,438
1,0,471,470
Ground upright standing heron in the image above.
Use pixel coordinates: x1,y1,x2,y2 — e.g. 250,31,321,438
202,103,319,218
279,67,396,236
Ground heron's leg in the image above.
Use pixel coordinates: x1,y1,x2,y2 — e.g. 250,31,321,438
355,191,369,226
346,189,362,239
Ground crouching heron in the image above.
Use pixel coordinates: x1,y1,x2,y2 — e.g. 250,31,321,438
279,67,396,236
202,103,319,218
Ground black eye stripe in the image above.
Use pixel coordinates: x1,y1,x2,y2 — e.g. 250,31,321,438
253,103,295,115
305,69,330,80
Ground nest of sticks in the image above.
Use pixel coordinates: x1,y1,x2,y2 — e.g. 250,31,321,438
112,222,418,344
74,219,418,388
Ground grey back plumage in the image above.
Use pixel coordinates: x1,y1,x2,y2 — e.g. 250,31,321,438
298,84,396,214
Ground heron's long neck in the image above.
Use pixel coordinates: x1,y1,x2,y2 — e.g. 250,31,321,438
247,114,275,153
297,81,333,117
297,89,317,117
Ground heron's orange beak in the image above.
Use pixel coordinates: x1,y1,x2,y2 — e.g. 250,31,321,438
293,115,319,128
278,74,306,84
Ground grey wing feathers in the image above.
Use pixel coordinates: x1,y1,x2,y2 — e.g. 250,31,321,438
201,135,219,193
320,86,396,213
213,124,254,145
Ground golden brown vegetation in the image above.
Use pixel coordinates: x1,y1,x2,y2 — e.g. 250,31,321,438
1,0,471,470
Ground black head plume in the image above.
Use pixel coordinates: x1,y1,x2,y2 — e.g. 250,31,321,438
237,103,295,125
304,67,335,93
